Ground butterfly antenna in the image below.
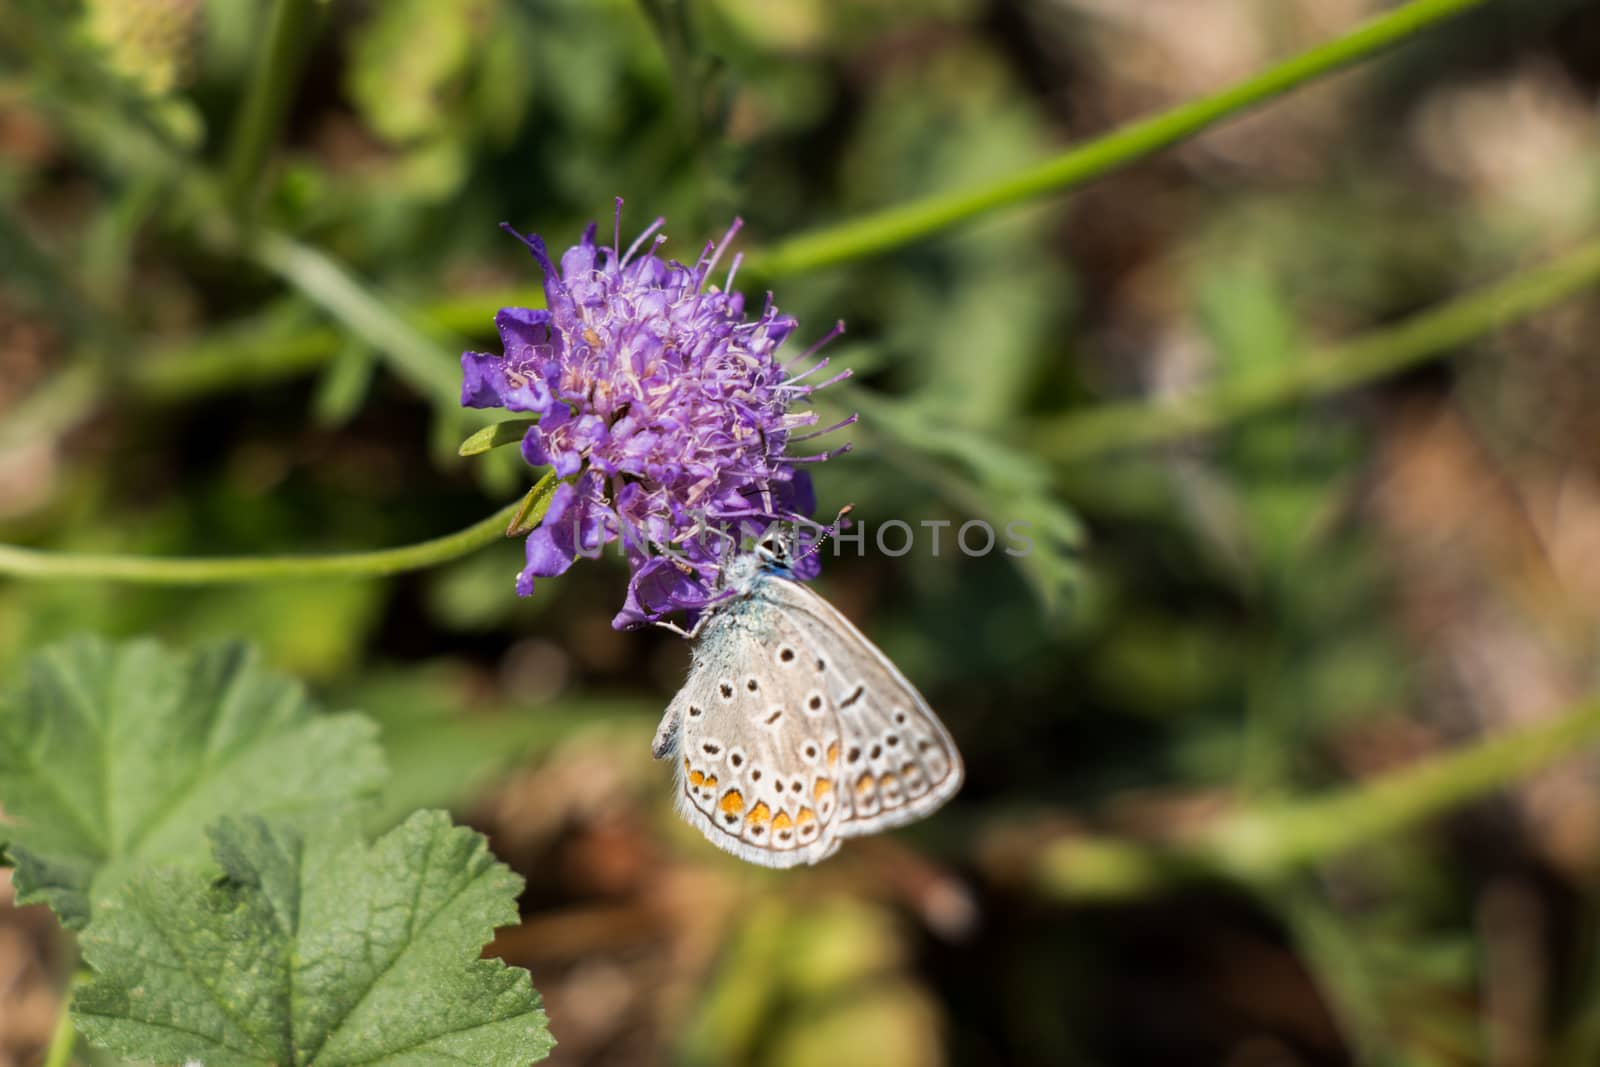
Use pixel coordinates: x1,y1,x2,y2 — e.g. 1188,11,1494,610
796,504,854,563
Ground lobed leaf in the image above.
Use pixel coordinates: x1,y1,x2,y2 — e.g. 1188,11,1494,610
74,811,554,1066
0,636,386,927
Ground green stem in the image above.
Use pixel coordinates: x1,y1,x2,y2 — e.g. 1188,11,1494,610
1035,691,1600,900
12,237,1600,585
1275,883,1395,1066
41,972,89,1067
249,229,465,407
1035,237,1600,463
0,503,521,584
746,0,1492,278
222,0,319,216
130,316,343,402
0,362,98,453
4,232,502,449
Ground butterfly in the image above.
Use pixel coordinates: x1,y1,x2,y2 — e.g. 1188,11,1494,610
651,542,964,867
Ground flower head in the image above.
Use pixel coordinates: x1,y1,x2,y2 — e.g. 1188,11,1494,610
462,201,852,629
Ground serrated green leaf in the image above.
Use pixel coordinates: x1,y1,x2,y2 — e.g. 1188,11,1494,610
0,636,386,927
74,811,554,1067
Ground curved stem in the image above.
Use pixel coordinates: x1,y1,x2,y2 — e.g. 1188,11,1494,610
13,239,1600,587
1034,237,1600,463
1035,690,1600,901
0,0,1494,444
0,503,521,584
746,0,1492,278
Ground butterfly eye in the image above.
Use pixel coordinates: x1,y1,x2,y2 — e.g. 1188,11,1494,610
756,534,791,565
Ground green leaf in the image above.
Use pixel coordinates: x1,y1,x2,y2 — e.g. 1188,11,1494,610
849,391,1084,610
74,811,555,1066
506,470,562,537
0,636,385,927
347,0,490,144
312,337,379,428
459,417,539,457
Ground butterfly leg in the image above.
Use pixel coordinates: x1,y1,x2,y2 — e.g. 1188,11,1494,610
652,615,713,640
652,618,696,639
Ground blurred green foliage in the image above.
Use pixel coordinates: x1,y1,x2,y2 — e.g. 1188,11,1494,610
6,0,1600,1064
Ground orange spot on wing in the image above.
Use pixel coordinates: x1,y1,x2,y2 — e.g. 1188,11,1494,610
772,811,794,832
689,769,705,787
719,789,745,816
855,775,876,795
747,801,772,826
880,772,900,791
704,774,718,790
826,741,839,767
814,779,834,802
797,807,817,825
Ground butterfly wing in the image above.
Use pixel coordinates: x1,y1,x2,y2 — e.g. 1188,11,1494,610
652,596,849,868
753,576,964,837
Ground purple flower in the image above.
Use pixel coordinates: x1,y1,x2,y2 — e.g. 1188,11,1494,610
461,201,853,629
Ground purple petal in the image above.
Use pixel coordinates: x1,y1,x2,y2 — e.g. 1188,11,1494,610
775,470,815,518
612,557,719,629
561,223,598,278
541,481,576,528
466,211,853,617
460,351,509,409
520,426,551,468
460,349,554,413
523,526,575,578
550,449,583,478
566,414,608,452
